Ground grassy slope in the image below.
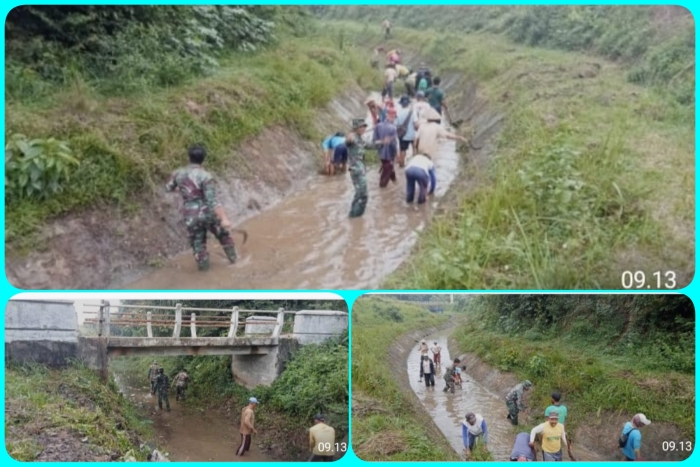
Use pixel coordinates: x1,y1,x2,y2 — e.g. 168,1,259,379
336,21,694,289
5,24,379,251
452,299,695,440
5,363,155,462
351,296,458,461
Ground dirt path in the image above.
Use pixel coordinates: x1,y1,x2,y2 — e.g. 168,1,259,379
407,330,605,462
116,378,272,462
120,93,462,290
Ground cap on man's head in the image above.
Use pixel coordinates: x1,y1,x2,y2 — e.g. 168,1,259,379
249,397,259,404
465,412,476,423
352,118,368,130
314,414,325,421
523,380,533,388
634,413,651,426
416,91,425,99
399,95,411,106
548,411,559,419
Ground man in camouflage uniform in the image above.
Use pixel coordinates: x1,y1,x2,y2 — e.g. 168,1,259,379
345,119,370,218
174,368,189,402
148,360,160,395
346,118,390,218
505,380,532,426
443,358,461,393
155,368,171,412
166,145,237,271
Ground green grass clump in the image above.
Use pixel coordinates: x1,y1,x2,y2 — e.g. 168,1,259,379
5,362,155,461
351,296,458,461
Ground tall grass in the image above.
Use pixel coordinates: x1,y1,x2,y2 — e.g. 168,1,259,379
5,362,155,461
352,296,458,461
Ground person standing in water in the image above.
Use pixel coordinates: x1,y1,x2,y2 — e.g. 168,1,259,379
431,341,442,366
462,412,489,459
420,355,436,387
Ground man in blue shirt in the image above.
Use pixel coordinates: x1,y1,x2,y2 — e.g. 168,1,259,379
620,413,651,461
510,432,535,461
321,132,348,176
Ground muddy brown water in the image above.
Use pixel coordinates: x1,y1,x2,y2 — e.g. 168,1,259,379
114,376,272,462
407,331,602,462
121,94,461,290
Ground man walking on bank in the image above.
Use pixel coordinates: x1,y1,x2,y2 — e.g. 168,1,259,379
236,397,259,456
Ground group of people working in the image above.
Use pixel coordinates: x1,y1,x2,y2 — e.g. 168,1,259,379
414,348,653,461
321,46,469,218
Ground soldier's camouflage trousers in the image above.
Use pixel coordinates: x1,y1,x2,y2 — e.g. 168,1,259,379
349,166,368,218
186,217,237,271
506,400,519,425
176,386,186,401
150,380,157,395
158,390,170,411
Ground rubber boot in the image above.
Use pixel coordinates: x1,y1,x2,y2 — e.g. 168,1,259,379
224,245,238,264
197,258,210,271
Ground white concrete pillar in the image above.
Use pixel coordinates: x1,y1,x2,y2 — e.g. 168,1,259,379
191,313,197,338
229,307,239,337
147,311,153,338
272,308,285,338
174,303,182,338
103,300,111,337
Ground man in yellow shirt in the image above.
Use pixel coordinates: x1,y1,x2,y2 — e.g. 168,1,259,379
309,414,336,462
529,411,568,461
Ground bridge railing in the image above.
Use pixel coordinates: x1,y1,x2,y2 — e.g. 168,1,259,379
82,301,287,339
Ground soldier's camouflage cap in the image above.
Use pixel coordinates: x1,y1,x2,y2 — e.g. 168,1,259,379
352,118,368,130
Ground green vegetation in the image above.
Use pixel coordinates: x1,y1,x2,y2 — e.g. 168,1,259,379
314,6,694,105
352,296,458,461
5,362,155,461
453,295,695,439
326,18,692,289
5,8,378,250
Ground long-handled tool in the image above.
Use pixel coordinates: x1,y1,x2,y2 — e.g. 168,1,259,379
231,228,248,244
567,439,576,461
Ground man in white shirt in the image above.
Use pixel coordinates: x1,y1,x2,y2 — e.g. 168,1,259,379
405,154,436,204
412,91,433,125
415,107,468,159
431,341,442,366
395,95,417,167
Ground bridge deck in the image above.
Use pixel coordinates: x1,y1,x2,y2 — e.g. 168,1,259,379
83,336,280,357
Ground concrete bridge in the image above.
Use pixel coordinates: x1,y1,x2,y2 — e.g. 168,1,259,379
5,300,348,388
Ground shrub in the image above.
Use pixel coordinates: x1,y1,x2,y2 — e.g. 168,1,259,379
5,134,80,202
